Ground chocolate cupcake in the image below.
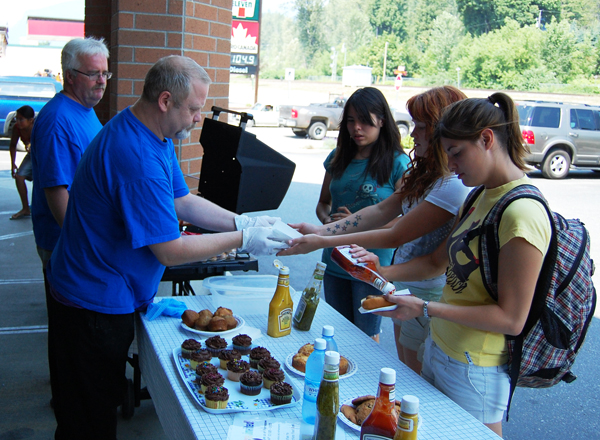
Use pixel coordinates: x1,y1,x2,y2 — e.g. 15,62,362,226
258,356,281,374
249,346,271,369
270,381,293,406
204,385,229,410
240,371,263,396
232,334,253,355
262,367,285,389
218,349,242,369
201,371,225,393
204,336,228,358
181,339,202,359
195,361,218,383
189,349,212,370
226,359,250,382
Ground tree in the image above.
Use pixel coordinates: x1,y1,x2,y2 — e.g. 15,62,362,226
356,33,403,80
421,12,465,83
294,0,327,64
365,0,409,40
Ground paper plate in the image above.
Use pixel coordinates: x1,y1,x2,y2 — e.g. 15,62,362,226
338,397,423,433
180,314,245,337
358,289,411,314
284,352,357,379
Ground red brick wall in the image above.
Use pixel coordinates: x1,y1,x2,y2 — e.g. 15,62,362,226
84,0,232,191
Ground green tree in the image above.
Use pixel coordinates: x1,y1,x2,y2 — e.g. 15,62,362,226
356,34,403,80
294,0,327,64
260,12,305,77
365,0,408,40
420,12,465,83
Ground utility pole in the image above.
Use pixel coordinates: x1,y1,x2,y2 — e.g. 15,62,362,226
382,42,388,84
330,46,337,81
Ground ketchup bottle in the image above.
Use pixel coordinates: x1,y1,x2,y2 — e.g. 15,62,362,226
360,368,397,440
331,246,395,294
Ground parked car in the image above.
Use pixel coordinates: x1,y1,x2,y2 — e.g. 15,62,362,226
0,76,62,137
232,102,279,127
279,97,413,140
516,100,600,179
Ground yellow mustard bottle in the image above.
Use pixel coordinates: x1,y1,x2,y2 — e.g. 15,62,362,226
267,261,293,337
393,395,419,440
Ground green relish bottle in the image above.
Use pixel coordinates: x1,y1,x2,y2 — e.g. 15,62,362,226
293,262,326,331
313,351,340,440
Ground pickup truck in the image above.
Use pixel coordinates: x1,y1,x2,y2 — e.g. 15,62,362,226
0,76,62,137
279,97,413,140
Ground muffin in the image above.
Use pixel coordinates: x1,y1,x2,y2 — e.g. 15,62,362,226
204,385,229,410
181,339,202,359
189,349,212,370
218,349,242,369
205,336,228,358
240,371,263,396
201,372,225,393
194,309,214,330
214,306,233,317
249,346,271,369
232,334,253,355
270,382,293,406
226,359,250,382
181,310,199,328
208,316,228,332
195,362,218,383
262,368,285,389
258,356,281,374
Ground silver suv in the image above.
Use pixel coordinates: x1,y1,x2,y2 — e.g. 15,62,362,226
516,100,600,179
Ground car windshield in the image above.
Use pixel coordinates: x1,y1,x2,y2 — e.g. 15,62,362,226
0,82,57,98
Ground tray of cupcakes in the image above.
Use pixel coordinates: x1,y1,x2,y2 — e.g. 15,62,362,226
174,335,300,414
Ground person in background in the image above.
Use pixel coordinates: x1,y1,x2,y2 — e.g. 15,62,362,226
279,86,469,373
9,105,35,220
46,55,283,440
353,92,550,437
29,36,110,413
307,87,411,342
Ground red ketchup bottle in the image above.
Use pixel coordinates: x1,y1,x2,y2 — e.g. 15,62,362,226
360,368,397,440
331,246,396,294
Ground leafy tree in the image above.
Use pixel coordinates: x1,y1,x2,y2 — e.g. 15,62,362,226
355,34,403,80
260,12,305,77
420,12,465,82
365,0,408,40
294,0,327,63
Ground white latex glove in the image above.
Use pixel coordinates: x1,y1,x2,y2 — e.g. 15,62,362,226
234,214,280,230
238,227,289,256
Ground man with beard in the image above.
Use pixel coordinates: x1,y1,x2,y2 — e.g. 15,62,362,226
29,36,110,416
45,55,283,439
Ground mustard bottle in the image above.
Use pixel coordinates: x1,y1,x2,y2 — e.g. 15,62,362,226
393,395,419,440
267,260,293,337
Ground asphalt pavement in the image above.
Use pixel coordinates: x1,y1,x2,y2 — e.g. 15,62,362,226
1,127,599,440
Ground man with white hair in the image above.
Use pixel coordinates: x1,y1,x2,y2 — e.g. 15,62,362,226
29,36,110,419
46,55,282,439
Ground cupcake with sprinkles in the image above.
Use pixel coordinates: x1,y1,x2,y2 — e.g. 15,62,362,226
226,359,250,382
189,349,212,370
204,385,229,409
218,349,241,369
201,371,225,393
195,361,218,383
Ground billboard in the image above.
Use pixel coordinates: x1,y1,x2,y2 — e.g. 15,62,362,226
233,0,260,21
231,20,259,54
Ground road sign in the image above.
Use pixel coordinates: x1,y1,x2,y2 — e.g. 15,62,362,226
395,75,402,90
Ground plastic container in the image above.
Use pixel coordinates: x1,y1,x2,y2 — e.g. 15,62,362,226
322,325,338,353
204,275,295,315
302,338,327,424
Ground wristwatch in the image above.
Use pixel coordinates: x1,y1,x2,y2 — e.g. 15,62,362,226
422,300,430,318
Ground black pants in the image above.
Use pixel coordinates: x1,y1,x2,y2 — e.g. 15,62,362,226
47,292,134,440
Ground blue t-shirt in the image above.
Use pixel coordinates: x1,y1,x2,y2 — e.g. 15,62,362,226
322,149,411,279
47,107,189,314
30,92,103,251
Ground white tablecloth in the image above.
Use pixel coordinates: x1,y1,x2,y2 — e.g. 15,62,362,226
137,295,501,440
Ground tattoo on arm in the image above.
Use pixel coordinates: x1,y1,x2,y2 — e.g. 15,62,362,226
325,215,362,235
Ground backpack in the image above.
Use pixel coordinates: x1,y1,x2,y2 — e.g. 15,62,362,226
460,184,596,417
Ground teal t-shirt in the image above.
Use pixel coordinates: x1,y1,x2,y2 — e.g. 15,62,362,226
322,149,411,280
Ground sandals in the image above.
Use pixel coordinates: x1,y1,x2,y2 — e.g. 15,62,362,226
9,211,31,220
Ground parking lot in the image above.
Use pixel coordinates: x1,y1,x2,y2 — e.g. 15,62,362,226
1,123,599,440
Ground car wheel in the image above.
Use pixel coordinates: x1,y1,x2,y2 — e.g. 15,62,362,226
308,122,327,140
292,129,307,137
541,149,571,179
397,123,409,138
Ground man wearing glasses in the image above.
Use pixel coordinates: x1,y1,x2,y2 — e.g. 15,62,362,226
29,36,110,419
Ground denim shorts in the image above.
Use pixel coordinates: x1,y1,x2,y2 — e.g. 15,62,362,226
323,272,382,337
17,153,33,181
421,336,510,424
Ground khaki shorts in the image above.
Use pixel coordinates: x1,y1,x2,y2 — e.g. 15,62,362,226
393,316,430,362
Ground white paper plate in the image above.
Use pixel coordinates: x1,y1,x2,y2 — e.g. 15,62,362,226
358,289,411,314
338,397,423,433
284,352,357,380
173,347,300,414
180,314,245,337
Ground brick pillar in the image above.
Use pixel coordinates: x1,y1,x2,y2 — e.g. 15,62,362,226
84,0,232,192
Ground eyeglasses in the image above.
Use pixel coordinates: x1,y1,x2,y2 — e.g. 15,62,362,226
72,69,113,81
